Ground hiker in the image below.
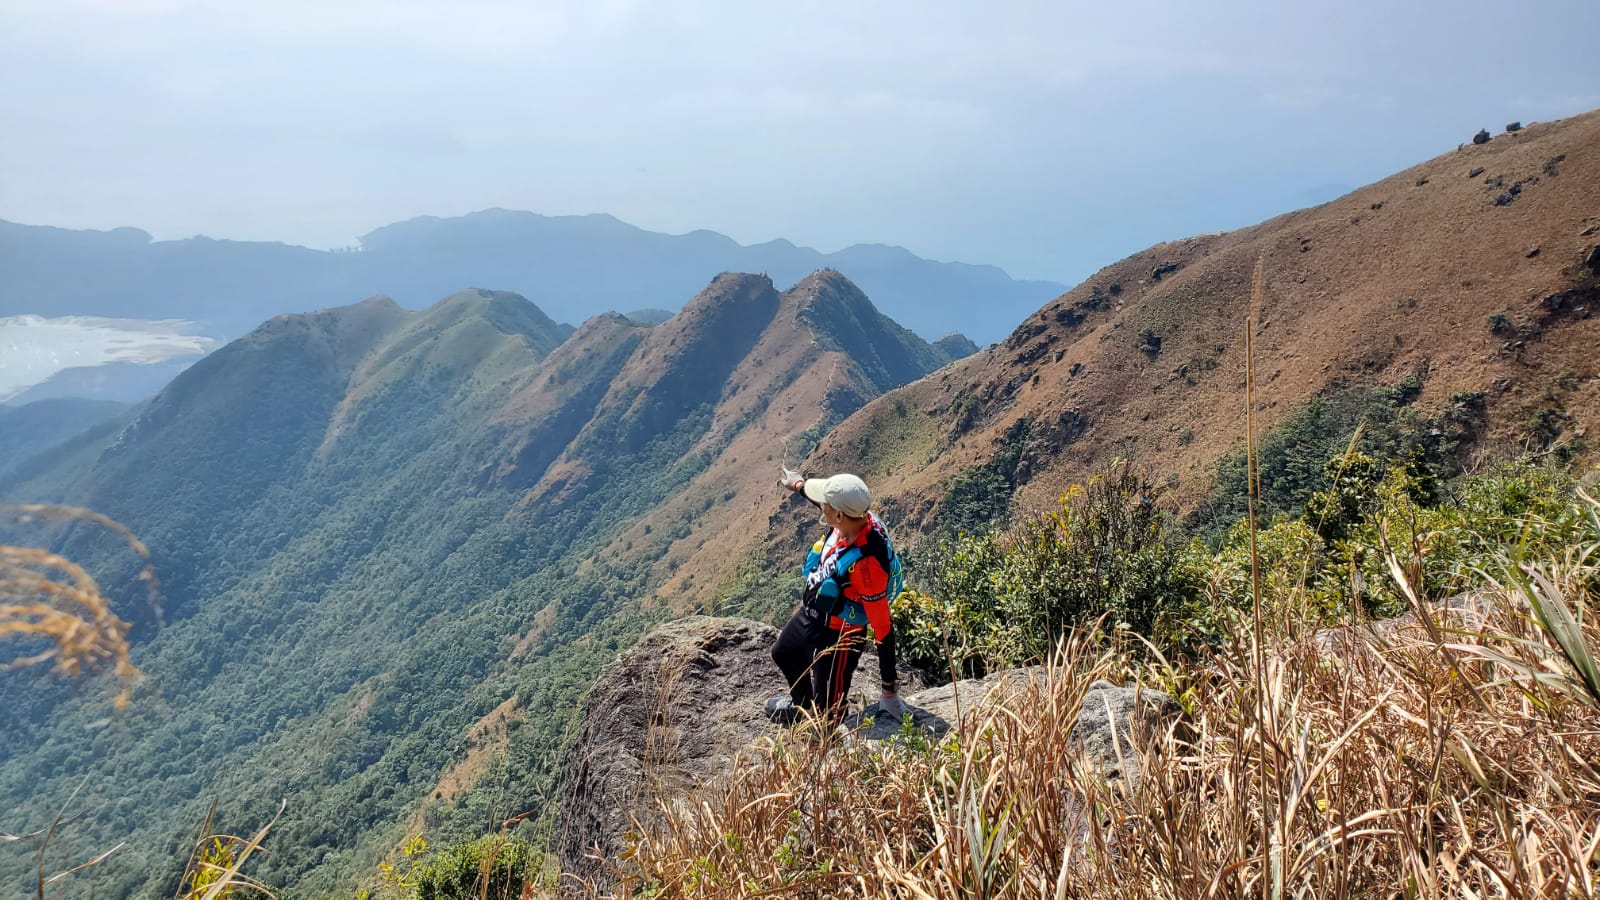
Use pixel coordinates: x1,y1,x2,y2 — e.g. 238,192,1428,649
765,469,909,726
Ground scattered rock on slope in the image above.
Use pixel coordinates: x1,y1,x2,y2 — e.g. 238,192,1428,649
1072,679,1182,793
1311,589,1497,657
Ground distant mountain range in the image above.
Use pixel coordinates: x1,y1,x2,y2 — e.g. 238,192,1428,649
0,270,970,895
0,210,1065,357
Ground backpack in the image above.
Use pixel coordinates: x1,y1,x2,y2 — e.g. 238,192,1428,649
825,532,905,628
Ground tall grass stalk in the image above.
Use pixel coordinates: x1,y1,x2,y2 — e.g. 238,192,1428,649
1242,257,1278,899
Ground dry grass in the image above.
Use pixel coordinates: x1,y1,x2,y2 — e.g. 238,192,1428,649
0,503,157,707
599,507,1600,898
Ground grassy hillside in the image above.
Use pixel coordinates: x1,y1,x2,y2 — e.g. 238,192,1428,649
623,463,1600,897
803,110,1600,537
587,414,1600,896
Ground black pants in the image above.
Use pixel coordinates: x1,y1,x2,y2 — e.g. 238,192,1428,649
772,606,867,715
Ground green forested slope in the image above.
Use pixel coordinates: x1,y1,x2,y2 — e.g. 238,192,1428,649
0,274,948,896
0,398,128,480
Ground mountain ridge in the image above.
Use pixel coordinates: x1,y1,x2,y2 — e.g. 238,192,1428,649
5,110,1599,897
793,109,1600,540
0,269,958,896
0,209,1057,359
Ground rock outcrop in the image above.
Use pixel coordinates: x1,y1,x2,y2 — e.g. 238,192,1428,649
556,616,1183,888
556,615,913,883
556,617,786,886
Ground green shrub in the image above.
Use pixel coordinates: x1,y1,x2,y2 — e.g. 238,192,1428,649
936,420,1030,537
1302,450,1385,543
1200,458,1597,630
411,834,536,900
897,462,1207,676
1188,374,1482,543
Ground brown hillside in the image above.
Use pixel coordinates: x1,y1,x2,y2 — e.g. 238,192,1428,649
480,312,652,489
571,270,957,605
801,110,1600,532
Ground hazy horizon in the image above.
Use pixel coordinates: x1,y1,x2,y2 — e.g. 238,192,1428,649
0,314,214,401
0,208,1068,283
4,1,1599,284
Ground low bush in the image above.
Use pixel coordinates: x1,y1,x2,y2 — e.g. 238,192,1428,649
897,462,1207,677
1201,457,1595,630
410,833,537,900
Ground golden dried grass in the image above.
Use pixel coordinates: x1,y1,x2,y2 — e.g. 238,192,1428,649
0,503,157,707
601,568,1600,898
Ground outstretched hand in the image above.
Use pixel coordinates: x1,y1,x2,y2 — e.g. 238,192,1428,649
779,467,804,492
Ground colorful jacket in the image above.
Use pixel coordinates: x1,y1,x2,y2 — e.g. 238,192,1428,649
802,512,899,685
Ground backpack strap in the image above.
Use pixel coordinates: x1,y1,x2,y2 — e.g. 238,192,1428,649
833,545,866,575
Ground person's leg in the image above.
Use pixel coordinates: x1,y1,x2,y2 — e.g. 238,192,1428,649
772,608,825,709
833,626,867,709
811,625,867,720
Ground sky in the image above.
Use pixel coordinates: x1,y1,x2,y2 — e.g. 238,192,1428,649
2,0,1598,285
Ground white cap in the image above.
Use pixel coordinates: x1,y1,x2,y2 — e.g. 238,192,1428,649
803,473,872,518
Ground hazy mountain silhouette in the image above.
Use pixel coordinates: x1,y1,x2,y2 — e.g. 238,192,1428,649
0,397,128,480
0,210,1062,354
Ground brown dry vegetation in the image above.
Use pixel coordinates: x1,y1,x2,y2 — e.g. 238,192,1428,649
583,245,1600,895
554,116,1600,895
602,540,1600,899
0,503,155,707
809,111,1600,530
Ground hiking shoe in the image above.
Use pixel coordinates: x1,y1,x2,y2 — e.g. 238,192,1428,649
764,696,804,726
876,693,910,720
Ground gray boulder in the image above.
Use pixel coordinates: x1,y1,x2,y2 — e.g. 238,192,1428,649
1071,679,1182,793
845,667,1039,741
1311,589,1497,657
556,616,787,887
556,615,914,885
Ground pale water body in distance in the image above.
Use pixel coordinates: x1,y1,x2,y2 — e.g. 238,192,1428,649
0,315,217,401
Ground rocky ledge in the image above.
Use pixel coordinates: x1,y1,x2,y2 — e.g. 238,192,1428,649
555,616,1179,887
